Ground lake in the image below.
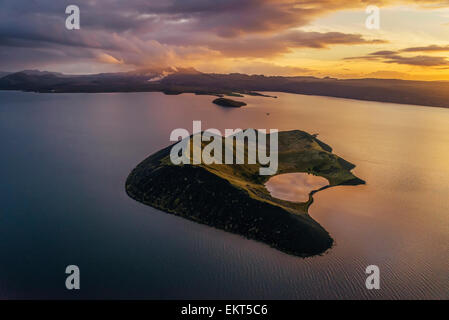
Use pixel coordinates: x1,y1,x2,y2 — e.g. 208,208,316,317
0,91,448,299
265,173,329,202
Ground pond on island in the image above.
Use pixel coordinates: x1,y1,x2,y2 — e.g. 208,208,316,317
265,173,329,202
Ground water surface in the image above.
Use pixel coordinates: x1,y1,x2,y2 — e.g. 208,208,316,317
0,91,448,299
265,173,328,202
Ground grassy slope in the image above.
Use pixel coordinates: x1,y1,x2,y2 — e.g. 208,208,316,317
126,130,364,257
200,130,363,214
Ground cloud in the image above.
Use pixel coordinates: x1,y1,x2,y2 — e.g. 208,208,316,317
383,55,449,66
0,0,447,72
369,50,397,56
224,61,314,76
96,53,124,64
193,30,386,58
399,44,449,52
345,44,449,67
133,0,449,37
347,53,449,66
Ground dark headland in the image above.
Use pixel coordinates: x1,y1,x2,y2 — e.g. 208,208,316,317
125,130,365,257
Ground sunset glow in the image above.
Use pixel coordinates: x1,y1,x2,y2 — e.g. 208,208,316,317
2,1,449,80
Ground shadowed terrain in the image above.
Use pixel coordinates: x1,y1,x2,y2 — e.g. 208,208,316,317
2,68,449,108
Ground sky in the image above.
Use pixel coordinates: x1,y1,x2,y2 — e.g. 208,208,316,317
1,0,449,80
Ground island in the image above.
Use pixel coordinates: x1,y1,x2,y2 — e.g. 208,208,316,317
212,97,247,108
125,130,365,257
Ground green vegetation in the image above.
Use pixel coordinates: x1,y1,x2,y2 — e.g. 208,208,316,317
212,97,247,107
125,130,364,257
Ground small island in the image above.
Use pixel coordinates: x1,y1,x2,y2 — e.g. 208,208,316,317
212,97,247,108
125,130,365,257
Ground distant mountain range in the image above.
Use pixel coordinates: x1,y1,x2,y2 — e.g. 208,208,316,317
1,68,449,108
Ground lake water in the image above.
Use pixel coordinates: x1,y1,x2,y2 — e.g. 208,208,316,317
265,173,329,202
0,91,448,299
